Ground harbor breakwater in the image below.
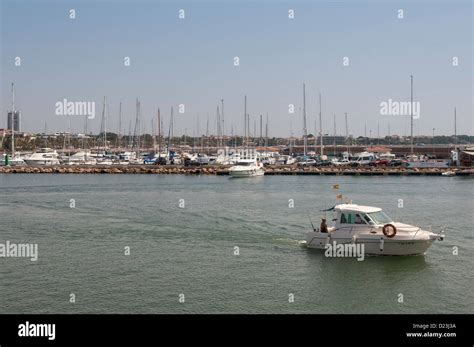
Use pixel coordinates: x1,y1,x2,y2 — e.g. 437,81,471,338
1,165,473,176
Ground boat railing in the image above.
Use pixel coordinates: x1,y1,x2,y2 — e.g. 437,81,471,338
412,227,422,239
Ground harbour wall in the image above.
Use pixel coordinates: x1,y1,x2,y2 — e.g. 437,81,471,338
1,165,473,176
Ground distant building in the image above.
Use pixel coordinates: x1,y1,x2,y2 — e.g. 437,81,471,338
7,110,21,132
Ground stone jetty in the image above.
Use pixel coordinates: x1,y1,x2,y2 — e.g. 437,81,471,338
0,165,472,176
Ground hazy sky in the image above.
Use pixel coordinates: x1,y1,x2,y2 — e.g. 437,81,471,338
1,0,472,137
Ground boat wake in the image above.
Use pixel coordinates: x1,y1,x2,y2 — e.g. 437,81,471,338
272,238,306,247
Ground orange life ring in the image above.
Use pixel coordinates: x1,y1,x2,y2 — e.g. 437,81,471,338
382,224,397,238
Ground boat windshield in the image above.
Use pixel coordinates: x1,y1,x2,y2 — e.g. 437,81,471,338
367,211,393,224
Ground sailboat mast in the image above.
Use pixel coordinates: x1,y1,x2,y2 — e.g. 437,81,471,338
132,98,142,153
290,121,293,153
167,106,173,156
151,118,156,149
83,116,87,150
303,83,307,157
410,75,414,154
243,95,247,146
104,97,107,149
221,99,224,141
216,106,220,149
232,124,235,148
10,83,15,157
206,114,209,154
128,120,132,149
158,108,161,154
265,114,268,148
253,119,256,144
454,107,457,148
137,100,141,153
197,114,200,151
345,112,349,153
319,92,323,156
118,102,122,149
314,119,317,152
68,118,72,155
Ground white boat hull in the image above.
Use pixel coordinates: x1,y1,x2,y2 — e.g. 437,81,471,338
304,204,444,257
24,159,60,166
24,149,61,166
229,169,265,178
305,231,441,256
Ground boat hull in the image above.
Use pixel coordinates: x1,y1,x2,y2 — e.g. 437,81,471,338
305,232,437,256
229,169,265,178
24,160,60,166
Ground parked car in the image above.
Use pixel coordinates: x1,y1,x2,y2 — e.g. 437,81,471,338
315,160,332,166
154,157,167,165
388,159,404,166
369,159,391,166
332,159,351,166
297,159,317,167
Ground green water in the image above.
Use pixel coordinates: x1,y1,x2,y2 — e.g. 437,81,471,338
0,174,473,313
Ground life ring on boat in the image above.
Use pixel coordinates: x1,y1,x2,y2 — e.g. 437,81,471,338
382,224,397,238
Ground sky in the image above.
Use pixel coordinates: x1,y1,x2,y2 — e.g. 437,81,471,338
1,0,472,137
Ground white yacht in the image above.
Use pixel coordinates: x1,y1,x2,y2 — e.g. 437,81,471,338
24,148,60,165
62,151,97,165
228,159,265,178
441,170,456,176
304,204,444,256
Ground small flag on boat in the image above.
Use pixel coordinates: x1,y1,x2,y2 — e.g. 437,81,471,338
336,194,343,200
333,184,340,189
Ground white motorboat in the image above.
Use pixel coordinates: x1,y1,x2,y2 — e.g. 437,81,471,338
228,159,265,177
24,148,60,165
441,170,456,176
304,204,444,256
61,151,97,165
405,154,450,168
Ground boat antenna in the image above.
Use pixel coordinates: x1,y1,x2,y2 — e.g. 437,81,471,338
308,216,316,232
